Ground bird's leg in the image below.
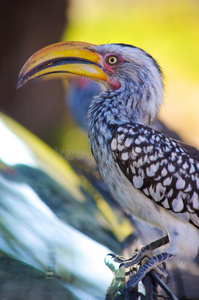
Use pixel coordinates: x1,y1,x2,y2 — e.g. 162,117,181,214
123,235,169,268
107,235,169,268
124,252,173,296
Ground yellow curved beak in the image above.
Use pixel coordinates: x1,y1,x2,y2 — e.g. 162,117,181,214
16,41,108,89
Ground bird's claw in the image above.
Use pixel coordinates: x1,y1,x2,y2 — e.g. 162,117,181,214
105,246,151,270
123,252,173,296
105,253,126,264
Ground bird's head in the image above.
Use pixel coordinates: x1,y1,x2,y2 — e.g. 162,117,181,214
17,41,164,124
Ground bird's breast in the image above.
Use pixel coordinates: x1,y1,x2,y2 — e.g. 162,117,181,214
89,131,165,229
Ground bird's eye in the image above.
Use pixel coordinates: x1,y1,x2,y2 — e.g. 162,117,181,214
106,55,120,65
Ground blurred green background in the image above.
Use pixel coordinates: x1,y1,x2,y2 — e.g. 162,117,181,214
65,0,199,147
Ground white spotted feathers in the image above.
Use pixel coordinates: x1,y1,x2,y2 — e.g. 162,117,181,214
111,123,199,228
86,43,199,260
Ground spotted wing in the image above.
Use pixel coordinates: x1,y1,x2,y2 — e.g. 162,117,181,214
111,123,199,228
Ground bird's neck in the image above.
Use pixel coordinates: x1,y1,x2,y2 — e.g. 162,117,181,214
87,81,161,164
87,80,160,137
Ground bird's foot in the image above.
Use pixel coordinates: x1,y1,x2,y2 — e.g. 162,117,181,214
105,236,170,298
106,235,169,269
124,252,173,296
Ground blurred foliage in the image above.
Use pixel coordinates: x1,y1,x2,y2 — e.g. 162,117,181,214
62,0,199,147
0,113,135,298
0,113,133,252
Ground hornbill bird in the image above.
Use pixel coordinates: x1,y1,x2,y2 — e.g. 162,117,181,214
17,41,199,295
